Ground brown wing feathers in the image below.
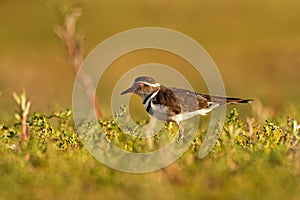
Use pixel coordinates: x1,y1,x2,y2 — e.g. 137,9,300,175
151,85,252,114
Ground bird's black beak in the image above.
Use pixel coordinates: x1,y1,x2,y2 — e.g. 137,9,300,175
121,87,134,95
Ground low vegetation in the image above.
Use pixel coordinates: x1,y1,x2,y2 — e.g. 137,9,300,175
1,101,300,199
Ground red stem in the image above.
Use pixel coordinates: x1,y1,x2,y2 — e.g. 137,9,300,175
21,114,28,142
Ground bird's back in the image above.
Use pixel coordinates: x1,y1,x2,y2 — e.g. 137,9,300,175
152,86,251,114
151,86,210,114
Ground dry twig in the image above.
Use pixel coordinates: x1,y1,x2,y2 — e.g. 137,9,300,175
13,90,31,142
54,7,103,118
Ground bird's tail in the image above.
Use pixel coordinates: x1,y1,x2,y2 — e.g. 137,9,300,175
201,94,253,105
224,97,253,104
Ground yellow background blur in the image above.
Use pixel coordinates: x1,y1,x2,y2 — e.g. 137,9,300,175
1,0,300,118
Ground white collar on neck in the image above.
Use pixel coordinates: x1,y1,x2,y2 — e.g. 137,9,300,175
143,89,160,109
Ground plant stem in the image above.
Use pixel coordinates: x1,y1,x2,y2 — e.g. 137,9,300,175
21,112,28,142
54,7,103,119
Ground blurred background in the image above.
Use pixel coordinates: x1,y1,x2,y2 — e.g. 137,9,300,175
1,0,300,119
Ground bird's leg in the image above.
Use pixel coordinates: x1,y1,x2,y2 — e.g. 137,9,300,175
143,116,159,149
144,116,158,138
177,122,184,143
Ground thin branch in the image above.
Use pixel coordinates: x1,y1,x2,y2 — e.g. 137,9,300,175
13,90,31,142
54,7,103,119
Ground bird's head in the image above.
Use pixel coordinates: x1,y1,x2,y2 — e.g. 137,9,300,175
121,76,160,100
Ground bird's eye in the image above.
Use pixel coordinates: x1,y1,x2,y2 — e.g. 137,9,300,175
136,82,144,88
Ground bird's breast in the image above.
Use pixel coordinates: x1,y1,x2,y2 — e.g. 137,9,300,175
148,101,175,121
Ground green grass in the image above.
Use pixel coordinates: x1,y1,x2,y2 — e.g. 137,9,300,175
1,108,300,200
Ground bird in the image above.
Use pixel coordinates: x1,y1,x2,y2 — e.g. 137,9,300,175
121,76,252,142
